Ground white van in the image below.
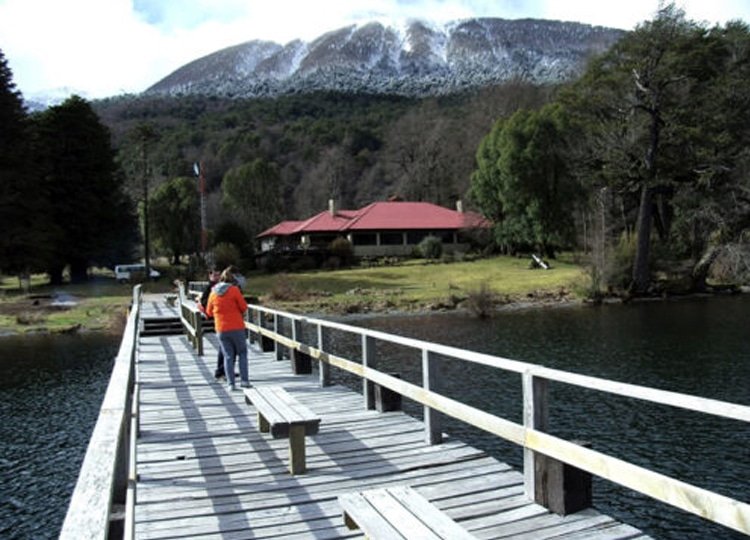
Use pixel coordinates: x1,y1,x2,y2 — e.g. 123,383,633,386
114,264,160,283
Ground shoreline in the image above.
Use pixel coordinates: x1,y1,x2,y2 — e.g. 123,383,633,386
1,287,746,339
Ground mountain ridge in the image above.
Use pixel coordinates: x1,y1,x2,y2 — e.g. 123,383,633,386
146,17,624,98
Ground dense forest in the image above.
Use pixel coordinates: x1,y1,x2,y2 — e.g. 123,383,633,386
2,5,749,296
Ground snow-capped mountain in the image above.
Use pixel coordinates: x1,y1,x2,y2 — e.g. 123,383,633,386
146,18,624,98
24,87,91,112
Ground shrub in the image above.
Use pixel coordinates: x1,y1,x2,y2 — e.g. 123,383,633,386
418,235,443,260
465,282,496,319
329,237,354,266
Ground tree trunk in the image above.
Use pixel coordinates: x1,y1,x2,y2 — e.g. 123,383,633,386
631,184,654,294
70,260,89,283
691,245,721,291
48,265,64,285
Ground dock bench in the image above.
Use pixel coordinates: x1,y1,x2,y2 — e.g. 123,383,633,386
340,485,477,539
244,386,321,475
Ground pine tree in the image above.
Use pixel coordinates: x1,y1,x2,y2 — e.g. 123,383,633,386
0,49,53,277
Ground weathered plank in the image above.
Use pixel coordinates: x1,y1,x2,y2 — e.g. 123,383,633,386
132,332,647,540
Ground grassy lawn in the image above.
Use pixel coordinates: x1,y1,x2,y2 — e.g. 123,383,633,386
0,255,589,333
0,273,172,335
249,255,588,313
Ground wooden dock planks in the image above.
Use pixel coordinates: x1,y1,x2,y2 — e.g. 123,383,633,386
134,300,649,539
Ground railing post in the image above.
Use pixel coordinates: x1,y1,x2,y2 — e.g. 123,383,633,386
318,324,331,387
422,349,442,444
260,311,274,352
274,313,284,360
291,318,312,374
247,309,255,344
195,310,203,356
362,335,376,410
523,370,548,502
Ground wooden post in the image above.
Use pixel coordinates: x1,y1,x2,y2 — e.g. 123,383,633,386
542,440,593,515
288,425,306,475
374,373,402,412
523,371,548,502
362,335,376,410
523,371,592,516
318,324,331,387
250,307,256,345
195,310,203,356
422,350,442,444
291,319,312,374
261,313,274,352
257,412,269,433
274,313,284,360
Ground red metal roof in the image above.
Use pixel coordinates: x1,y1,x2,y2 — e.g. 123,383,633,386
257,220,304,237
257,201,490,238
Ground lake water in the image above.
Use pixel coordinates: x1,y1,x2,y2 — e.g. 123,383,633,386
0,296,747,539
343,294,750,540
0,333,118,540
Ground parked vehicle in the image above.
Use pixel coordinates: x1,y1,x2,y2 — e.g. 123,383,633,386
114,264,160,283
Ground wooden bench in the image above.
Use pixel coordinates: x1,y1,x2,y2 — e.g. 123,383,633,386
340,485,477,539
244,386,321,475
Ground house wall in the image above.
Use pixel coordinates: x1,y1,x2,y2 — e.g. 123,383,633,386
353,243,470,257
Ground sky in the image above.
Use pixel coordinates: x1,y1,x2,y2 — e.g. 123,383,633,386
2,0,750,100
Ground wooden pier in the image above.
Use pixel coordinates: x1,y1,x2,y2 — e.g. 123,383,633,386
133,333,642,539
60,288,750,539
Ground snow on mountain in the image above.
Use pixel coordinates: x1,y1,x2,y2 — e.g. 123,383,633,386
146,17,624,99
24,87,91,112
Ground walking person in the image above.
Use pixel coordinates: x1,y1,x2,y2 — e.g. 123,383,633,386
197,269,225,381
206,267,249,391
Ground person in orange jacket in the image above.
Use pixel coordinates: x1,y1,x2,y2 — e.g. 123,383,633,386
206,266,249,390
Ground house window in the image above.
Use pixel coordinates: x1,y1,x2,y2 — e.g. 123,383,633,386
352,233,377,246
381,232,404,245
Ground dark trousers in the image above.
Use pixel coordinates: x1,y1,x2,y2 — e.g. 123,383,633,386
214,345,225,377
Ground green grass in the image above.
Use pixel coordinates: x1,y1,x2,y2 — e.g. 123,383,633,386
0,274,139,335
0,255,589,333
248,255,588,313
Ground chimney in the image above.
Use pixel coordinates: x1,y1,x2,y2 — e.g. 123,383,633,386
456,199,464,213
328,199,336,216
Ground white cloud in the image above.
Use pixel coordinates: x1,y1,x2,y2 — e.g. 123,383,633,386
1,0,749,99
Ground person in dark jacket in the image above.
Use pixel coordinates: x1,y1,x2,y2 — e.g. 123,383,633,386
198,270,225,380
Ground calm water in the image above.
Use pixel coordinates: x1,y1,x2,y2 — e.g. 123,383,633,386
0,297,748,539
341,295,750,540
0,333,118,540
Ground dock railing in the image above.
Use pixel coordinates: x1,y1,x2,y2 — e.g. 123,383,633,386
245,303,750,536
60,285,142,540
177,281,204,356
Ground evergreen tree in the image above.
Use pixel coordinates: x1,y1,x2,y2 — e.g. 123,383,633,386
222,158,282,240
470,103,580,257
149,176,200,264
561,4,750,292
0,50,54,277
34,96,138,283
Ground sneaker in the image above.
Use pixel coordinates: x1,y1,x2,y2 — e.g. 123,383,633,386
215,375,226,383
228,383,236,391
240,381,251,389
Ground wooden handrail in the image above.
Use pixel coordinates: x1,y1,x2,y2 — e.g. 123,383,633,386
60,285,142,540
177,281,204,356
245,304,750,535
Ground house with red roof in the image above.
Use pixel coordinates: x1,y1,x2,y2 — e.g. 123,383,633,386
257,199,491,258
